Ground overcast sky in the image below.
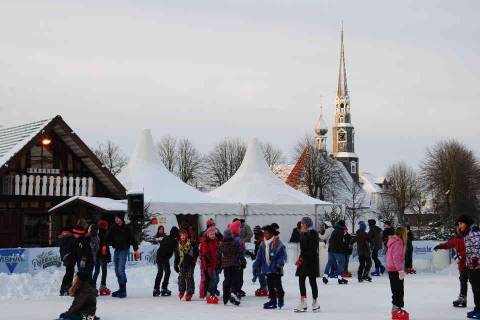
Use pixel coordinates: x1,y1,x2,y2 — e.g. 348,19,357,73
0,0,478,177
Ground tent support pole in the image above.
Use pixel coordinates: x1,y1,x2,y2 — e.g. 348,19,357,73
314,204,318,231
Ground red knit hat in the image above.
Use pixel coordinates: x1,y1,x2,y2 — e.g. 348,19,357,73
228,220,241,237
97,219,109,230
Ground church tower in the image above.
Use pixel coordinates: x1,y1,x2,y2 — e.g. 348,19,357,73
332,26,359,181
315,103,328,155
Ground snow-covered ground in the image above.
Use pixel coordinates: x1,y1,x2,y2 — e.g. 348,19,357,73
0,263,469,320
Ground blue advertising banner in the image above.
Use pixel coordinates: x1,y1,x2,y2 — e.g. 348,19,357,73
0,249,28,274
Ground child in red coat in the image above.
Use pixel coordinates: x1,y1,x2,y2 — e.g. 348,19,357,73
386,227,409,320
200,227,221,304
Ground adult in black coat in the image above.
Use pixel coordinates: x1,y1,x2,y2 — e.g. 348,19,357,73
93,220,111,294
368,219,385,275
289,221,302,243
72,226,94,281
59,226,76,296
356,221,372,282
405,225,414,272
322,220,348,285
294,217,320,312
153,227,179,296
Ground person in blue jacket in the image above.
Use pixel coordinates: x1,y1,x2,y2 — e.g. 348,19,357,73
253,224,286,310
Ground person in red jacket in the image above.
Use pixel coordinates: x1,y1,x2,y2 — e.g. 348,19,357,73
434,224,468,307
200,227,221,304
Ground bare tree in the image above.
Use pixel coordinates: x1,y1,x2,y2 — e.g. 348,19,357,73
337,172,368,231
384,162,419,224
205,138,246,186
322,204,345,226
93,140,128,176
157,136,178,173
176,138,203,185
421,139,480,223
261,142,284,170
293,135,340,201
377,192,397,224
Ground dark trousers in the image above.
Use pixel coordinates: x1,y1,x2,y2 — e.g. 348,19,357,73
299,275,318,299
388,271,404,308
207,270,219,296
460,270,469,297
405,247,413,269
178,265,195,295
77,262,94,283
372,249,383,269
267,273,284,301
345,254,350,271
358,256,372,279
223,266,240,304
468,269,480,311
154,260,171,291
93,257,108,288
60,264,75,293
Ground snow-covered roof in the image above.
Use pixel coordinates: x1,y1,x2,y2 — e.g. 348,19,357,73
359,172,383,194
118,129,217,204
49,196,127,213
335,152,358,158
0,118,52,169
209,138,329,205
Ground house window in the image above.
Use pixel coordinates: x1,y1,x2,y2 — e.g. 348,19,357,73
30,145,53,169
351,161,357,174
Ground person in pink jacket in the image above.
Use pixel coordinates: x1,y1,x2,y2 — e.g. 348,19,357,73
386,226,409,320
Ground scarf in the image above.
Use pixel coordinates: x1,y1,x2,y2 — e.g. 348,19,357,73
178,240,192,266
264,237,273,265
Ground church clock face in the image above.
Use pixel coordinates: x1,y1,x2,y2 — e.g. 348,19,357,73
338,131,346,142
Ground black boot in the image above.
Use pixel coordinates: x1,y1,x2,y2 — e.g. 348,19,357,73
153,289,160,297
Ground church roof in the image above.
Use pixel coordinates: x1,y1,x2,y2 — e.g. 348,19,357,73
209,138,328,205
337,26,349,98
0,116,126,199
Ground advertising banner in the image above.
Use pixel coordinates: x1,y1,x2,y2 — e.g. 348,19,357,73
0,249,28,274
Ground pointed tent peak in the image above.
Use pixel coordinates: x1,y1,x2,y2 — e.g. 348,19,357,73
315,103,328,136
239,137,271,174
337,24,348,98
128,128,163,166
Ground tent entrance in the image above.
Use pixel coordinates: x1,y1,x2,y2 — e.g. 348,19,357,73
176,214,200,239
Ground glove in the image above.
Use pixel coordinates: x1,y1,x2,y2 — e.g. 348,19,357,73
473,257,479,269
174,265,179,273
398,270,405,280
295,258,304,267
433,245,440,251
79,260,86,269
134,250,140,261
101,245,107,255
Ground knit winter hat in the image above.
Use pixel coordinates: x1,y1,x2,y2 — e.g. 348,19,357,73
262,224,278,236
271,223,280,231
228,220,241,237
223,229,233,240
97,219,109,230
457,215,474,227
206,218,215,228
367,219,376,227
358,221,367,231
301,217,313,228
337,220,346,227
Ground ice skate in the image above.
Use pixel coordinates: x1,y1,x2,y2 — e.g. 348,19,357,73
294,297,307,313
452,295,466,308
152,289,160,297
312,299,320,313
263,298,277,309
161,289,172,296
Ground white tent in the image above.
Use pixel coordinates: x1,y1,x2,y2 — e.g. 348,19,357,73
209,138,333,242
118,129,242,233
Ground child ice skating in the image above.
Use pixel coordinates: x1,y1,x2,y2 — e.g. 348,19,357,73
294,217,320,313
153,227,179,297
174,228,198,301
253,224,286,309
57,271,97,320
220,229,242,306
462,215,480,319
200,226,221,304
386,226,409,320
253,225,268,297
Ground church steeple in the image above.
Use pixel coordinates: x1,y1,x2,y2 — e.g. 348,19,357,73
332,25,359,181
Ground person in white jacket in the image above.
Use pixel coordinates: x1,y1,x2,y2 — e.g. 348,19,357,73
319,221,334,245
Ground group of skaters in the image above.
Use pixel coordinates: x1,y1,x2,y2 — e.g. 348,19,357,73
55,213,480,320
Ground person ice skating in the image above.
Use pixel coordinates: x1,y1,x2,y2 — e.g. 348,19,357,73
59,226,76,296
356,221,373,283
405,226,415,274
175,228,198,301
253,225,268,297
289,221,302,243
198,219,222,299
57,271,97,320
220,229,242,306
322,220,348,285
343,226,354,278
87,224,100,289
72,225,94,282
386,226,409,320
239,219,254,243
294,217,320,313
462,215,480,319
103,213,139,298
200,226,221,304
319,221,334,245
229,220,247,297
253,224,286,309
434,222,468,307
93,219,111,296
383,221,395,247
368,219,386,276
153,226,179,297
